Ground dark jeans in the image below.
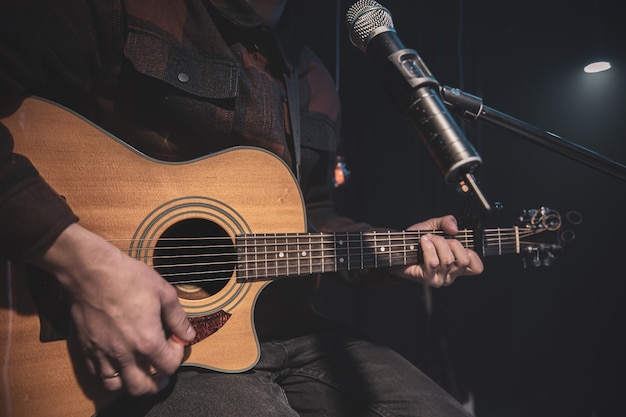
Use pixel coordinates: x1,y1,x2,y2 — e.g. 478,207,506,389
98,323,472,417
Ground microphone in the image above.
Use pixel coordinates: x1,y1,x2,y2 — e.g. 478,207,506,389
346,0,483,188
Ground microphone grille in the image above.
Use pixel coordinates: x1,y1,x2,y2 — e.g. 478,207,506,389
346,0,394,51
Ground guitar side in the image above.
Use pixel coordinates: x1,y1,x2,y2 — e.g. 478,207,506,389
0,97,306,416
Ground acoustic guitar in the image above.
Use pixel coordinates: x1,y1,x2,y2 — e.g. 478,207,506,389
0,97,574,416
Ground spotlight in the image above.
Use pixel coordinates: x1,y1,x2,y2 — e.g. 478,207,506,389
584,61,611,73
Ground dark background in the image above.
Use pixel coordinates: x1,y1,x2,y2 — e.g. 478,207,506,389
294,1,626,416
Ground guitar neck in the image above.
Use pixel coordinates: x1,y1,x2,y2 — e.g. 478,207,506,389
236,227,520,280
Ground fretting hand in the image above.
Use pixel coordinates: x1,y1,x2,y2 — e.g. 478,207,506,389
392,215,484,287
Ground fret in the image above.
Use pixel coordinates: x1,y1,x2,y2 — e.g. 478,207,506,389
479,230,486,257
410,233,418,264
387,231,394,266
307,233,312,274
373,231,378,269
251,234,258,278
286,235,298,276
252,234,260,280
263,233,269,279
403,232,407,265
324,233,338,272
319,233,325,274
236,235,247,281
320,234,333,273
347,232,352,271
359,232,364,269
311,234,324,275
303,235,309,274
483,230,495,257
310,233,321,274
324,233,335,273
334,232,348,271
458,230,466,249
318,234,324,272
388,231,405,266
296,235,304,275
275,233,288,277
352,232,357,270
456,229,468,254
272,233,277,277
361,232,376,269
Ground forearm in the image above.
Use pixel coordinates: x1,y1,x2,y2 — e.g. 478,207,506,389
0,147,79,261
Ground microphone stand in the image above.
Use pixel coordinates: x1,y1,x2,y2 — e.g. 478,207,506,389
441,86,626,183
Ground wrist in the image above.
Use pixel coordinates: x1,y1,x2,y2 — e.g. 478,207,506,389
31,223,117,287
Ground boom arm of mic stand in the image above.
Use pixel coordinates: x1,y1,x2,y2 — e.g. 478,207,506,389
441,86,626,183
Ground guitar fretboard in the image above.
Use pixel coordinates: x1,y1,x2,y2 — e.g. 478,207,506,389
236,229,485,280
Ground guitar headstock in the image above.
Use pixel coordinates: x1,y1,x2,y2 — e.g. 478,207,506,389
515,207,582,268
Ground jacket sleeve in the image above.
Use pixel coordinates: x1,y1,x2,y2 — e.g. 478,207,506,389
0,145,79,261
0,0,103,261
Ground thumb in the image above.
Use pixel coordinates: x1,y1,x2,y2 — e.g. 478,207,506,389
161,288,196,346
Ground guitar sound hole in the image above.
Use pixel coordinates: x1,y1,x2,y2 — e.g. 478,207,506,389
153,219,236,297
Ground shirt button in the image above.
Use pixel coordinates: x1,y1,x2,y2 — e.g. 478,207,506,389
178,72,190,83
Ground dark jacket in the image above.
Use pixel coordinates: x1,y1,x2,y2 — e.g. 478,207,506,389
0,0,389,334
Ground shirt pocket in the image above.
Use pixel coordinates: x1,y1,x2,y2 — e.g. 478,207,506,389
124,29,240,100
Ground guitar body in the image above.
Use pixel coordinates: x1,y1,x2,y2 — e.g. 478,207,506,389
0,97,306,416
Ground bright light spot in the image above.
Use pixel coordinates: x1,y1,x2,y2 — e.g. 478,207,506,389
584,61,611,73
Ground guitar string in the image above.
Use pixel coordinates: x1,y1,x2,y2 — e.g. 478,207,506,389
118,234,518,259
135,245,524,284
112,231,526,265
107,228,524,251
96,229,533,284
107,229,461,244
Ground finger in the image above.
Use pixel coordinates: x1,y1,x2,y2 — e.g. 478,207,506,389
141,361,171,392
119,363,162,396
420,235,445,286
439,215,459,234
420,234,438,271
137,286,193,378
466,249,485,275
412,215,458,234
160,284,196,345
115,285,188,395
448,239,484,276
90,353,123,391
101,370,124,391
84,354,97,376
100,363,121,380
448,240,471,270
429,234,456,272
435,239,470,286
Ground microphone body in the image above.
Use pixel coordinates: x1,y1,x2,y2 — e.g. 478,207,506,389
347,0,481,183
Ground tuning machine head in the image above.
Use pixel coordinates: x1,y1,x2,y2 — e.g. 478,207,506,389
515,207,582,268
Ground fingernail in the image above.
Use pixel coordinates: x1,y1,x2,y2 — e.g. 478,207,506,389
171,334,190,346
